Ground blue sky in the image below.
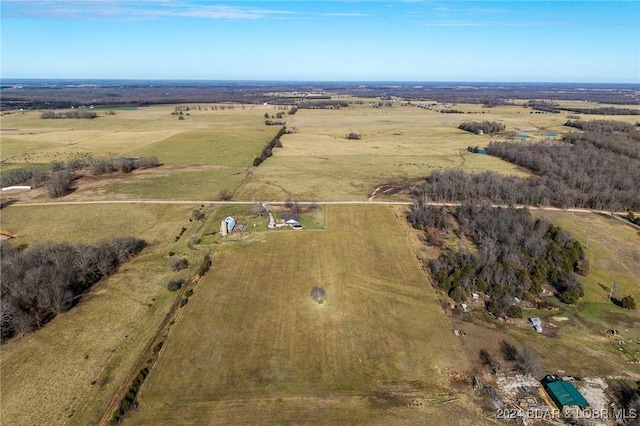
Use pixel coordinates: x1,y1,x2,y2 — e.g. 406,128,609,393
1,1,638,83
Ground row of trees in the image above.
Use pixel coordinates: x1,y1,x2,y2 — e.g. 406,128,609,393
527,101,640,115
2,156,160,198
409,204,587,314
413,121,640,211
1,167,47,188
458,121,505,134
0,167,74,198
298,100,349,109
253,127,286,167
50,156,161,176
0,237,147,341
40,110,98,119
565,106,640,115
564,119,640,159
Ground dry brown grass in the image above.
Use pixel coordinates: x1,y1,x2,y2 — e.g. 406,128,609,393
0,105,281,200
234,103,575,201
0,204,207,426
126,205,473,424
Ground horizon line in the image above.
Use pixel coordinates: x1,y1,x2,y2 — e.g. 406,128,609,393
2,78,639,86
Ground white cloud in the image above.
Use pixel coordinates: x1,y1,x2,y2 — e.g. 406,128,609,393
2,0,298,20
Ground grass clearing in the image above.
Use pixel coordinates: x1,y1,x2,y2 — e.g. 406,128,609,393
126,205,472,424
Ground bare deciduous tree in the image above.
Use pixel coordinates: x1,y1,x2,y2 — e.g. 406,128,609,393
500,340,519,363
310,286,326,304
218,189,232,201
46,170,73,198
252,202,268,217
516,346,542,376
479,349,501,374
191,209,205,221
168,257,189,272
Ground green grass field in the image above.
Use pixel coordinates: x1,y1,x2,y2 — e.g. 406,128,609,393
125,205,475,424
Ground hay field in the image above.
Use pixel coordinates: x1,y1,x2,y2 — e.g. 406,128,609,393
126,205,476,425
0,203,208,426
234,104,567,201
1,106,281,200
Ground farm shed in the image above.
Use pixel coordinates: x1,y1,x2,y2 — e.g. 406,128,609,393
220,216,236,236
529,317,542,333
543,379,589,410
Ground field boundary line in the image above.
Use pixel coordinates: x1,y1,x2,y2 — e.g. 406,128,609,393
96,250,218,425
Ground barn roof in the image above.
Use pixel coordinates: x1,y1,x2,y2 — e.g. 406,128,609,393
544,380,589,409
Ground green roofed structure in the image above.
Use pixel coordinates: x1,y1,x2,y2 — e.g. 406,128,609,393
543,380,589,410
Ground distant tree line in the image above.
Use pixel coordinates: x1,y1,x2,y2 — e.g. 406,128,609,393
40,110,98,119
568,107,640,115
458,121,505,134
3,81,637,111
564,119,640,159
526,101,562,114
528,101,640,115
409,204,587,315
298,100,349,109
412,120,640,211
253,127,286,167
564,119,638,134
482,99,512,108
0,237,147,341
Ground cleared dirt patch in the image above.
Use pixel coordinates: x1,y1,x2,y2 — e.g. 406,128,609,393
367,179,416,201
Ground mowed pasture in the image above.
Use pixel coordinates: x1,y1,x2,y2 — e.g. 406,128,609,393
1,106,281,200
125,205,478,425
0,203,207,426
235,103,577,201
